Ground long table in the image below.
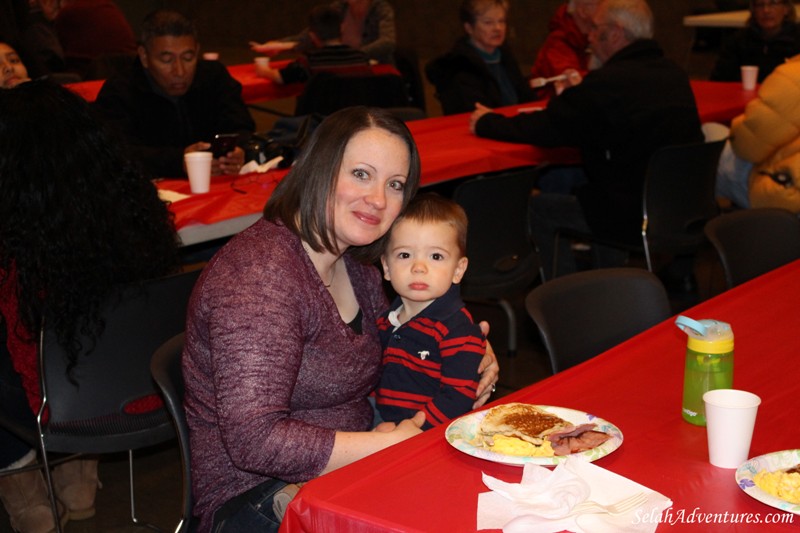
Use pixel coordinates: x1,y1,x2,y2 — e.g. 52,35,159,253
684,7,800,28
280,259,800,532
64,61,399,104
161,80,755,246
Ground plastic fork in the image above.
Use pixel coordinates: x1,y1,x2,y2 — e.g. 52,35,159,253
570,492,648,516
529,74,567,88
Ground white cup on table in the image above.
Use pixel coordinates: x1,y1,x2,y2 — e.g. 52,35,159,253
741,66,758,91
703,389,761,468
254,56,270,69
184,152,213,194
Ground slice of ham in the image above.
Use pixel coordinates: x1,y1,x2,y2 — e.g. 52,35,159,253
546,423,611,456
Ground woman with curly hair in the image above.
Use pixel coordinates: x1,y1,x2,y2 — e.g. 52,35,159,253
0,80,180,533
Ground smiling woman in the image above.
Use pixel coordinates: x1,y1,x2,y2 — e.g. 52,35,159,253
182,106,499,533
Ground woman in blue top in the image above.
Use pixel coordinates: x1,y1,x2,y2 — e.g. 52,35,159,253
425,0,534,115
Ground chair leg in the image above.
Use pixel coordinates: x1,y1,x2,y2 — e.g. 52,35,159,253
642,235,654,272
552,231,561,280
498,299,517,357
128,449,162,532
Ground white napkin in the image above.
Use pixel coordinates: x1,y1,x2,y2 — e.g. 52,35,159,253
239,155,284,175
477,456,672,533
157,189,191,203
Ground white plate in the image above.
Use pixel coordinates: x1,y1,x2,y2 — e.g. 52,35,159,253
736,449,800,515
445,405,623,466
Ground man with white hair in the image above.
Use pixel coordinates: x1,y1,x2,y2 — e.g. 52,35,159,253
530,0,600,83
470,0,703,279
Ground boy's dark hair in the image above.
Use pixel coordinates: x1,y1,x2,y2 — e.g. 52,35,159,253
309,5,343,42
392,193,468,257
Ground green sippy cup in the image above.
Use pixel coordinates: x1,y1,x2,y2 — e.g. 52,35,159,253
675,315,734,426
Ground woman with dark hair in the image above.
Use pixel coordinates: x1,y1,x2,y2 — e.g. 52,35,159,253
711,0,800,82
183,106,499,533
0,80,179,533
425,0,534,115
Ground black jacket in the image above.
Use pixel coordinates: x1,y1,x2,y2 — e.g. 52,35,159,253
475,39,703,243
426,36,534,115
93,58,255,178
711,21,800,83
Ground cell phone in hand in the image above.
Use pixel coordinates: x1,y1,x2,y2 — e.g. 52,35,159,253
210,133,239,158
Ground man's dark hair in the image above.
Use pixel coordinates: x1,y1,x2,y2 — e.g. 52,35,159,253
308,5,342,42
139,9,197,47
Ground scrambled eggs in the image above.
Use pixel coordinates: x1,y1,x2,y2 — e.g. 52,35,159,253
489,435,555,457
754,470,800,504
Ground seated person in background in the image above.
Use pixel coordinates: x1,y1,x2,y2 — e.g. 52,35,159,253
530,0,600,94
251,0,396,65
717,53,800,211
11,0,68,80
93,9,255,178
0,41,31,88
255,4,369,85
470,0,703,279
710,0,800,83
425,0,534,116
376,193,485,429
35,0,136,80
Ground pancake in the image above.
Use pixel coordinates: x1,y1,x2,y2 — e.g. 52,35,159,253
479,403,572,446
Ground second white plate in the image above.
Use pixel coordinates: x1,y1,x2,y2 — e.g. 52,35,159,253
736,449,800,515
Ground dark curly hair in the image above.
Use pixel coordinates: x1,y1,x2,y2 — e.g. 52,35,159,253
0,80,180,370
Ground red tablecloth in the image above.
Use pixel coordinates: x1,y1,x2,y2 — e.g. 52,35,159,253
281,260,800,532
690,80,755,125
64,61,400,104
160,79,754,240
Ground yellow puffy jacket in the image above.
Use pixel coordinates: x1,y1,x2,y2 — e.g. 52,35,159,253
730,55,800,212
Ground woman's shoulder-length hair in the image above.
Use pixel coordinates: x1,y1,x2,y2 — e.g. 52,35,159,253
263,106,421,263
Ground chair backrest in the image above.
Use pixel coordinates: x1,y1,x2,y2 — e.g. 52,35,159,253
642,139,726,255
39,268,202,454
294,71,410,116
704,208,800,288
151,332,193,533
452,167,542,297
525,268,671,374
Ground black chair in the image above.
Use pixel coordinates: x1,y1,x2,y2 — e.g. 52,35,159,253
452,167,543,357
525,268,671,374
393,46,427,111
294,70,411,116
553,139,726,276
151,332,193,533
0,268,201,532
704,207,800,288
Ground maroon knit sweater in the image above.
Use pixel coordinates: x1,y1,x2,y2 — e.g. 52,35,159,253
183,218,387,532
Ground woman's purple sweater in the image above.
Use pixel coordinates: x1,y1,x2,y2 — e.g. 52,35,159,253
183,218,387,531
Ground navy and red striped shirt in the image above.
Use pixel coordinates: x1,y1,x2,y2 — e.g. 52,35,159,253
375,284,485,430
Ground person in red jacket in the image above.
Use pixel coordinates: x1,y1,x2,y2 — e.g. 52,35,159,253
530,0,600,94
34,0,136,79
